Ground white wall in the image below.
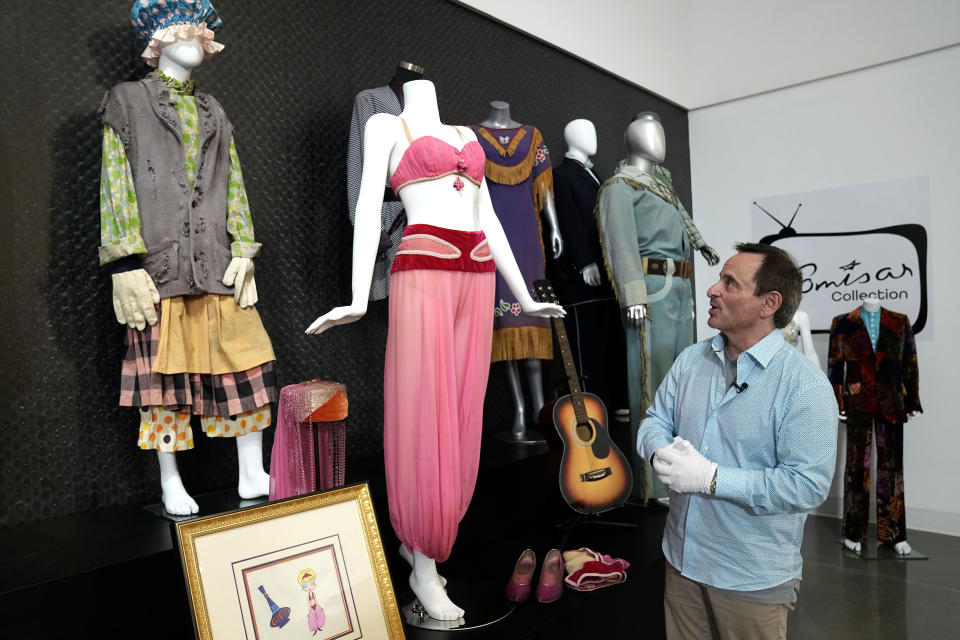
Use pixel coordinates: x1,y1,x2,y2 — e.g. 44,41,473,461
455,0,688,103
683,0,960,108
689,46,960,536
456,0,960,108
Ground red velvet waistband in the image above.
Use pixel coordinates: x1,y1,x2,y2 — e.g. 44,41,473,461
391,224,496,273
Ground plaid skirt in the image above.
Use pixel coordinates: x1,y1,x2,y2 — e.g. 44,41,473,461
119,305,277,418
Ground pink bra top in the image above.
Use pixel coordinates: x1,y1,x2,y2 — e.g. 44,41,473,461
389,118,486,194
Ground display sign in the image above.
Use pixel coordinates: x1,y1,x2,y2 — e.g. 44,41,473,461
751,177,931,337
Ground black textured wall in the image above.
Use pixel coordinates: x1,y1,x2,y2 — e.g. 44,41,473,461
0,0,690,527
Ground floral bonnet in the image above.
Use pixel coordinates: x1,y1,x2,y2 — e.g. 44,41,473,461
131,0,224,68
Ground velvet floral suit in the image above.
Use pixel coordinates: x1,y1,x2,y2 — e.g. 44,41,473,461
828,307,922,544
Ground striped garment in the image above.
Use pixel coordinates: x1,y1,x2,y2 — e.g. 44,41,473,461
346,85,405,301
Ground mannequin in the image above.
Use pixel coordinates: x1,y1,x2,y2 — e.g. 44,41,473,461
472,101,563,439
558,119,602,287
346,61,425,301
596,112,718,499
306,80,563,620
828,296,921,556
100,2,275,516
550,119,627,413
781,309,819,367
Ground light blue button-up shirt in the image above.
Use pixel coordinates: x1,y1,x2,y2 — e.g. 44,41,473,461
638,329,838,591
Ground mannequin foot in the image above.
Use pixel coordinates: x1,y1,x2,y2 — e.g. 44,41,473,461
410,550,463,620
843,538,862,553
400,544,446,587
158,451,198,515
161,474,199,515
238,468,270,499
409,571,463,621
893,540,912,555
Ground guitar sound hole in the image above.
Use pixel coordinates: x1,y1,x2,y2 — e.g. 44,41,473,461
576,422,593,441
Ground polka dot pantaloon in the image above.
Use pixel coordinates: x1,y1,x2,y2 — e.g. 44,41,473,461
137,405,272,452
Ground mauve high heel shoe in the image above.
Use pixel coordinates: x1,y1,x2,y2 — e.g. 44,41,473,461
505,548,537,603
536,548,564,603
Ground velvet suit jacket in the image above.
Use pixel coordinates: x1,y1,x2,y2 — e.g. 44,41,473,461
827,307,922,423
550,158,609,304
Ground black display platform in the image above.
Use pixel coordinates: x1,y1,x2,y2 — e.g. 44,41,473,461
143,487,270,522
0,437,668,638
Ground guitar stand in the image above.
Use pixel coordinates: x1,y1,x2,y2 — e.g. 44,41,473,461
555,507,638,551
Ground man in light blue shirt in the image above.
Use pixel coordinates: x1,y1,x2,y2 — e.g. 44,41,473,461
638,242,837,640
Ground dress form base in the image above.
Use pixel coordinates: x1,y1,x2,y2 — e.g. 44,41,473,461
145,487,270,522
494,428,547,445
400,577,514,631
835,537,928,560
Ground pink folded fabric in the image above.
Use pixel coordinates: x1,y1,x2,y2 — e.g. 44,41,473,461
563,547,630,591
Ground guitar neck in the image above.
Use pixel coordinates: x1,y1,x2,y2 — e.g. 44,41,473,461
550,315,590,424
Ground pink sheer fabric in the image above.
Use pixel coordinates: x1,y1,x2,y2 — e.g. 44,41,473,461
384,267,496,563
269,380,348,501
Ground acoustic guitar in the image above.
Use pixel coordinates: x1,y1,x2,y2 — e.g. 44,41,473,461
534,280,633,514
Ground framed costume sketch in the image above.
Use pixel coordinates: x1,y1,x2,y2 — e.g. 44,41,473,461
174,483,405,640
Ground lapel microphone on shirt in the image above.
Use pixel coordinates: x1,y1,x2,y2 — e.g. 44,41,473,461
734,382,749,394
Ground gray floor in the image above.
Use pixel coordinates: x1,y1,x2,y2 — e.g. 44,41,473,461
789,515,960,639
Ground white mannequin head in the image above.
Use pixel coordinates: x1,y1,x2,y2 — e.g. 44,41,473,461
158,37,205,82
625,111,666,168
564,119,597,162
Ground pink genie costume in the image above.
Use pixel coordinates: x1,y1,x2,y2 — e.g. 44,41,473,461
383,122,495,562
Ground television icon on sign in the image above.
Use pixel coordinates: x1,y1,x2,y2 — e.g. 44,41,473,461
754,201,928,334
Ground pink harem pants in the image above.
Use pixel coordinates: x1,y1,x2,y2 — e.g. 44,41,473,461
384,224,496,563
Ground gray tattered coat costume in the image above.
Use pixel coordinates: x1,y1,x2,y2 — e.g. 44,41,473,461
99,69,276,452
101,71,244,297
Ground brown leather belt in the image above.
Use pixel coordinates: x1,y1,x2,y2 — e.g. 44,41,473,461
645,258,694,279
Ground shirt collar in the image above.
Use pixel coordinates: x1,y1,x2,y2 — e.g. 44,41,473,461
155,69,195,96
564,152,594,169
711,328,785,368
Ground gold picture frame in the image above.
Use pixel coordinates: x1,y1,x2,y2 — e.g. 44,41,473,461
174,483,405,640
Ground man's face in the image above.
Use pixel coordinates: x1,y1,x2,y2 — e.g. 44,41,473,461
706,252,766,334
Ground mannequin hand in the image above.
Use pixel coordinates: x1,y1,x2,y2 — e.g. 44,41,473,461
222,257,258,308
625,304,649,327
550,229,563,259
305,304,367,335
112,268,160,330
581,263,601,287
699,245,720,266
520,299,566,318
652,436,717,494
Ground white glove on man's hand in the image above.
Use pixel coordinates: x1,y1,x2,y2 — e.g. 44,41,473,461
652,436,718,494
112,268,160,330
581,262,601,287
222,257,258,308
